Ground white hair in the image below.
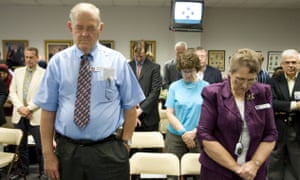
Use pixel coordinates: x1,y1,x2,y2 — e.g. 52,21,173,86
69,2,101,24
174,41,188,50
281,49,299,62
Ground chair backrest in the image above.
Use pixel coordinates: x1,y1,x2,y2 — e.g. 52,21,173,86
131,131,165,149
0,127,23,146
0,128,25,179
130,152,180,176
159,108,168,134
180,153,201,176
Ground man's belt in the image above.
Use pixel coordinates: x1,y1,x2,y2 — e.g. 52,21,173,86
56,133,116,146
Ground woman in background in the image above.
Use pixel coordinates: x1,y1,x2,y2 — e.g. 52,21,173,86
0,64,13,125
0,63,12,94
165,49,209,158
197,48,277,180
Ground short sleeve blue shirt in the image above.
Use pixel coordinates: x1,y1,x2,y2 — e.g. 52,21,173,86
34,43,145,140
165,79,209,136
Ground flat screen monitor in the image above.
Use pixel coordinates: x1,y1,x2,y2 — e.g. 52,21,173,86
170,0,204,32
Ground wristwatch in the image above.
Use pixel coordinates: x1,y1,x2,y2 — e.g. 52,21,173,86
123,140,132,147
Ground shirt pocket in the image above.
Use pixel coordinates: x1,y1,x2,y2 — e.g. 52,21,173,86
93,78,118,103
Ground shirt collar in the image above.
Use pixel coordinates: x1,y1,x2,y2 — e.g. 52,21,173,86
135,60,145,66
202,65,207,73
26,66,36,72
75,42,98,60
284,72,298,81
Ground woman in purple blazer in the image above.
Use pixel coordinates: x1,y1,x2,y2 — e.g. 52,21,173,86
197,48,278,180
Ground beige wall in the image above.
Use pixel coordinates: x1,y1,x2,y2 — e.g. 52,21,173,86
0,5,300,74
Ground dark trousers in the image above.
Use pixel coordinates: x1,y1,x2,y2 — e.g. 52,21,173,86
200,166,243,180
165,131,200,159
56,135,130,180
268,125,300,180
135,124,159,131
14,117,44,175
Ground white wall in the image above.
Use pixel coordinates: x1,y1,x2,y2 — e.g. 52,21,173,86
0,5,200,67
0,5,300,74
202,7,300,75
100,6,201,62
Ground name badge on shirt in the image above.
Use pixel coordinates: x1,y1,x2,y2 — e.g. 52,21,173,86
294,91,300,100
91,67,115,80
255,103,271,110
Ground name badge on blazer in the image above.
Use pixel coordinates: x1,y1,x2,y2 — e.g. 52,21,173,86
294,91,300,100
255,103,271,110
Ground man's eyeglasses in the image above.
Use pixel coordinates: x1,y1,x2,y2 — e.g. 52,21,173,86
198,55,206,59
181,69,196,74
282,61,297,65
74,25,97,33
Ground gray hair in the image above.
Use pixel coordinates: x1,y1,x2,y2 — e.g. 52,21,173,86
281,49,299,62
229,48,260,74
174,41,188,50
69,2,101,25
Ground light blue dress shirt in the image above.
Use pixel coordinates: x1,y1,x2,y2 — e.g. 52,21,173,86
165,79,209,136
34,43,145,140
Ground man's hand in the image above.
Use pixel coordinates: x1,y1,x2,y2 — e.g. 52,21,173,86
136,118,142,126
18,106,32,119
136,106,143,117
43,152,60,180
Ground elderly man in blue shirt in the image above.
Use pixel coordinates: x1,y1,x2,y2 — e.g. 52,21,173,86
33,2,144,180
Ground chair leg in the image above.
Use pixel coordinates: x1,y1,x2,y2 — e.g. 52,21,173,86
6,155,16,179
6,154,27,180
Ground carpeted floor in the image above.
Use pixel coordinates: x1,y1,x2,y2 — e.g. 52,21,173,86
0,163,40,180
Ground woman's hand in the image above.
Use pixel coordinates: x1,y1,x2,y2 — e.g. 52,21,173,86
182,129,197,149
238,160,259,180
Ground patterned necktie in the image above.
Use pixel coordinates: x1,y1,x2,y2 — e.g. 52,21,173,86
74,55,92,128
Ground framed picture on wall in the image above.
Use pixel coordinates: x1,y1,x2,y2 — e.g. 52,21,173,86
99,40,115,49
267,51,282,73
130,40,156,62
2,40,29,68
208,50,225,72
44,40,73,62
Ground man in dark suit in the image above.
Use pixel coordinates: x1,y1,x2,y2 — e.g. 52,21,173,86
162,41,187,89
194,46,223,84
268,49,300,180
129,40,162,131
